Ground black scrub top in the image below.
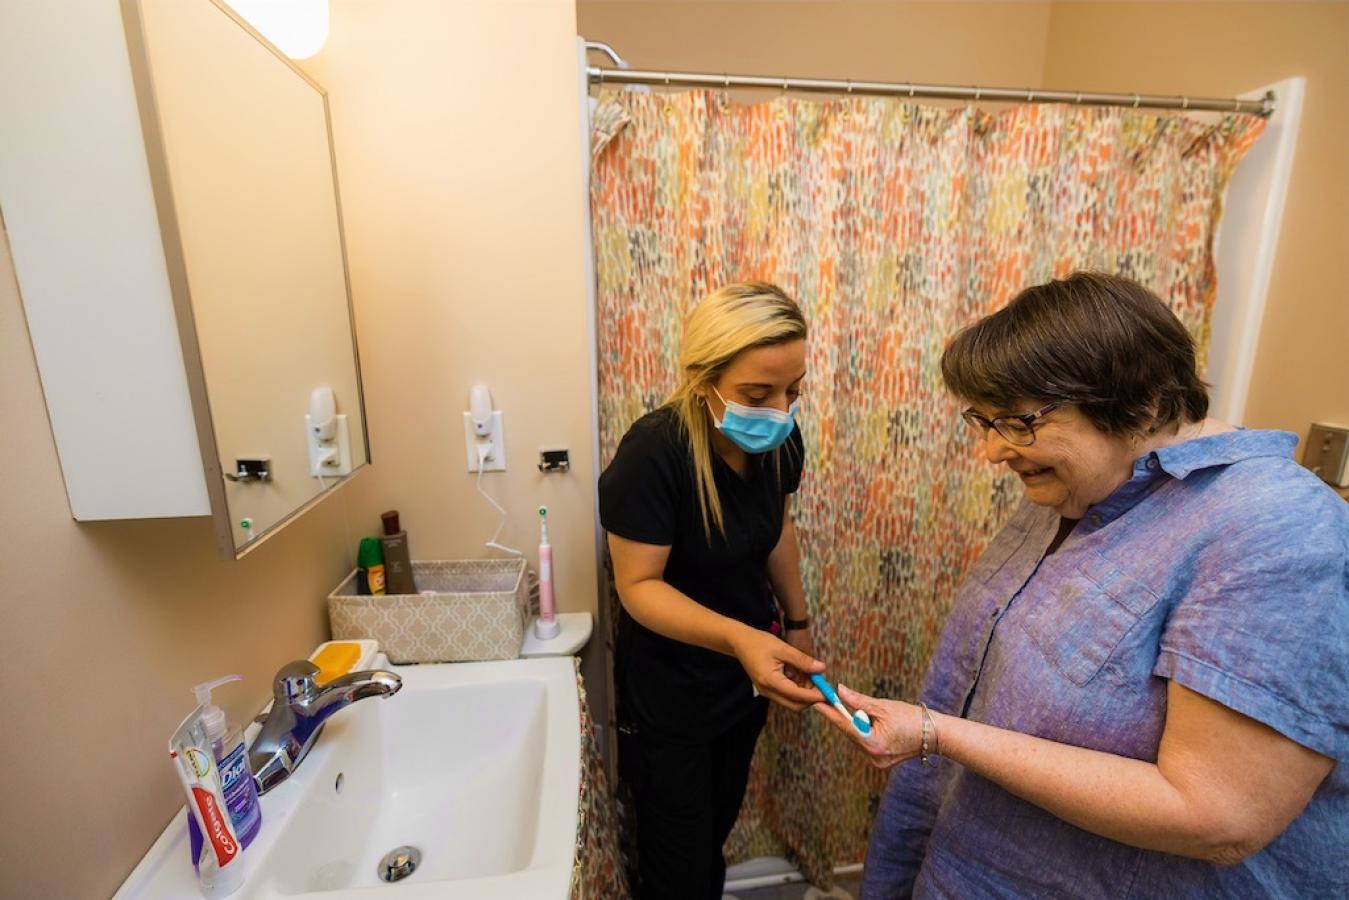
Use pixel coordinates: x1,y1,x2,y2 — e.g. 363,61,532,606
598,406,805,739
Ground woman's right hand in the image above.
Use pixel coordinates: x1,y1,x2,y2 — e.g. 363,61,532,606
729,626,826,710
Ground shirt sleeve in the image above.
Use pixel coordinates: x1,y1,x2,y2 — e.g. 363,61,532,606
1153,480,1349,761
598,417,683,547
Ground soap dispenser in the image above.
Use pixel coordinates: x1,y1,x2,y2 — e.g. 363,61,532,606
192,676,263,849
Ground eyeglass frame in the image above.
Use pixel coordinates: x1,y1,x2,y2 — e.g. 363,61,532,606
961,402,1060,446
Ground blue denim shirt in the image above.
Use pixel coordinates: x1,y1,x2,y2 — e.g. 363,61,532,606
863,430,1349,899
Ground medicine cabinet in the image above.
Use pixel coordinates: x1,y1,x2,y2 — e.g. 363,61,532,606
0,0,368,558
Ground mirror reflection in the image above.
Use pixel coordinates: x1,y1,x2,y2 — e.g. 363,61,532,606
131,0,369,555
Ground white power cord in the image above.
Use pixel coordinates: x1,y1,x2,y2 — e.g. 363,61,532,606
475,442,522,557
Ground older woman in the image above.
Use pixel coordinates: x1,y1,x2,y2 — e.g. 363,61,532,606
817,273,1347,897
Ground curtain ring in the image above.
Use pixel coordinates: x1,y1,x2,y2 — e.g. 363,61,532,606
664,72,671,86
723,73,730,89
598,68,606,84
846,79,853,94
1133,93,1141,109
974,86,982,101
1181,96,1190,110
1075,91,1083,105
1027,90,1035,103
907,81,915,98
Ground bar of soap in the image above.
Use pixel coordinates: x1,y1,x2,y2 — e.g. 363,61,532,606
311,641,361,684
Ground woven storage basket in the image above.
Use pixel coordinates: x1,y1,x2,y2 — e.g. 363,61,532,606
327,559,529,663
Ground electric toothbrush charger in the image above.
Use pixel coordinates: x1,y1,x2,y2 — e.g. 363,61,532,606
520,612,593,657
534,616,562,640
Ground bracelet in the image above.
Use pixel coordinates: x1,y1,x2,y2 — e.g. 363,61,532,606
783,615,810,630
918,702,940,767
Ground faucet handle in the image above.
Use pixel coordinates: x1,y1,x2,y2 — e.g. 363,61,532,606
273,659,322,706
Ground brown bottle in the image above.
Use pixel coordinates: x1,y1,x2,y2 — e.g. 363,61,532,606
379,510,416,595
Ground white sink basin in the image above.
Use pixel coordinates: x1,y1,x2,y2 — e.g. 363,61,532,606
117,656,581,899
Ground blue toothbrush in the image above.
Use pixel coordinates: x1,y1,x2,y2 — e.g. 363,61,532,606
810,673,872,736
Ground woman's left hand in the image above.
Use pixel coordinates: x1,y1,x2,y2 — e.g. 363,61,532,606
813,684,926,769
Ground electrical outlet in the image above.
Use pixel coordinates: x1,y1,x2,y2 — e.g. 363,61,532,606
306,413,352,477
1302,423,1349,487
464,410,506,472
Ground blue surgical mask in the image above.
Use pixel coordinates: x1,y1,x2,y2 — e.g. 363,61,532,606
710,386,799,454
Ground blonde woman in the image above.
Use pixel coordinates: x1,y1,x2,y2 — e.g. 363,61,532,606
599,281,826,900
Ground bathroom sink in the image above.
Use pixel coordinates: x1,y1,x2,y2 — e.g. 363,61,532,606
116,656,581,899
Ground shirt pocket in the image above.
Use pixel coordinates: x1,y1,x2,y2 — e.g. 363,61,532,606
1017,553,1160,687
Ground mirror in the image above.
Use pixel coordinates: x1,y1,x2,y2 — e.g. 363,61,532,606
123,0,368,556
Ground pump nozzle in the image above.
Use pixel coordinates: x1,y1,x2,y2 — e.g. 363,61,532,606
191,674,242,743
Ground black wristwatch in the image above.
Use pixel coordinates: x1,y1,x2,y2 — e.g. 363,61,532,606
784,615,810,631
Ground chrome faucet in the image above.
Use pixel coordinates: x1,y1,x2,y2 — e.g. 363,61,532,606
249,659,402,794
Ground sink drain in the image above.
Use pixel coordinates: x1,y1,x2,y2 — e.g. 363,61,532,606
377,846,421,883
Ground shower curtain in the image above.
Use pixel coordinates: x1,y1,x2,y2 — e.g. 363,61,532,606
589,89,1264,888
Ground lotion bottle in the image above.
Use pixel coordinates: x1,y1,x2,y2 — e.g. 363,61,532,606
379,510,416,595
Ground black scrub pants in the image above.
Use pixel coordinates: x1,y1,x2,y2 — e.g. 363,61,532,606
621,700,769,900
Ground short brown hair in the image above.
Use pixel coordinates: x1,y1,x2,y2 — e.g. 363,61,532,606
940,272,1209,435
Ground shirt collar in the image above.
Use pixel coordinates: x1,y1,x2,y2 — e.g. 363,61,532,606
1079,429,1297,530
1145,428,1298,480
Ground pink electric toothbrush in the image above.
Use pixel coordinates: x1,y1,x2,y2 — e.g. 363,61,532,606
535,506,561,639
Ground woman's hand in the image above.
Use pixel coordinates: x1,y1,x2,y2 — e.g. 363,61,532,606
730,626,825,711
783,627,815,686
813,684,925,769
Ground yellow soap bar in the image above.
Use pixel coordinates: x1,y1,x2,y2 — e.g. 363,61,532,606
311,642,362,685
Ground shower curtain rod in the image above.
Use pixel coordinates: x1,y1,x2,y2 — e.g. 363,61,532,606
582,41,1274,118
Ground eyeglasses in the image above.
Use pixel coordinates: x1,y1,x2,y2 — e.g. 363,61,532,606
961,403,1059,447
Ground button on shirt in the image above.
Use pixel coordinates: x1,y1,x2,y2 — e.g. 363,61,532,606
863,430,1349,899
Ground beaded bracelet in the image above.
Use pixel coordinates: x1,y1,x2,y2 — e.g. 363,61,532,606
918,702,939,767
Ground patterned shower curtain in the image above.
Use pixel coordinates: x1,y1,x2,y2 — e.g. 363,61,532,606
590,89,1264,887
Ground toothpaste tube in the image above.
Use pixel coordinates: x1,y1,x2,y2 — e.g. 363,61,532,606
170,706,245,898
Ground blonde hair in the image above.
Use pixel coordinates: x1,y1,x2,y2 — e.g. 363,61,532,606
666,281,807,541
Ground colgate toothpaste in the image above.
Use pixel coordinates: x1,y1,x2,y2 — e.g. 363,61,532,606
170,708,245,898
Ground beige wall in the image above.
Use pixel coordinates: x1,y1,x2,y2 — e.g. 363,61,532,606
299,0,598,611
0,1,593,897
578,1,1053,87
1042,1,1349,478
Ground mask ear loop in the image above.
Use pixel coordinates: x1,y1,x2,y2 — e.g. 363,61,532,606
703,387,724,429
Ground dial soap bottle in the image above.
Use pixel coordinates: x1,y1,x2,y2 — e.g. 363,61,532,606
190,676,262,849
